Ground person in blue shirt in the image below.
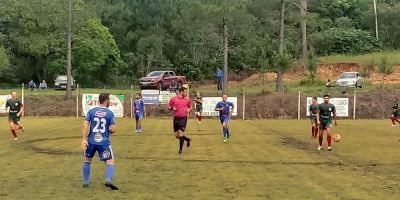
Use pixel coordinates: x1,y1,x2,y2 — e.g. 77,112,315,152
215,95,234,143
133,93,146,133
216,68,224,91
28,79,36,91
81,93,119,190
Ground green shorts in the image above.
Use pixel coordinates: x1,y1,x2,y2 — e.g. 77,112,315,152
196,106,203,112
310,116,317,124
8,113,21,124
393,111,400,118
319,118,332,130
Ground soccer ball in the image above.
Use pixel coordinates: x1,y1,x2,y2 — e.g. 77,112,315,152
332,134,341,142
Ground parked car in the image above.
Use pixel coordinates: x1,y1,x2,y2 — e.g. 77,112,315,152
335,72,363,88
139,71,186,90
54,75,76,90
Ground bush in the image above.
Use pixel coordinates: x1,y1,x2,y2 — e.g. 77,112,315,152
299,78,326,86
360,60,375,78
310,28,382,55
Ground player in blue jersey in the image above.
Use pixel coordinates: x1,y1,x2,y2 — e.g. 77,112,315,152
81,93,119,190
133,93,146,133
215,95,234,143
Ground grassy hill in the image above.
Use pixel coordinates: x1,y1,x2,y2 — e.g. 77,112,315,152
319,51,400,65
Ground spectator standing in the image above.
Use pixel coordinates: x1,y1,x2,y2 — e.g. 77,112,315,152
216,68,224,91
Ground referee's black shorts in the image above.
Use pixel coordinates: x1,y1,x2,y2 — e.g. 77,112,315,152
173,116,187,132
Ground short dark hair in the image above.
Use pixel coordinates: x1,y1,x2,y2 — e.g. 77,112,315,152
324,94,330,98
179,87,187,93
312,96,317,100
136,93,141,96
99,93,110,104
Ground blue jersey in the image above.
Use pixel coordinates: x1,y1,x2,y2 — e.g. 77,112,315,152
85,107,116,146
133,99,145,113
216,101,234,117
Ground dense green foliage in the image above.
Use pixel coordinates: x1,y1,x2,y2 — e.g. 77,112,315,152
0,0,399,87
310,28,382,55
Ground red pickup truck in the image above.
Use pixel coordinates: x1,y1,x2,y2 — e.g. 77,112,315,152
139,71,186,90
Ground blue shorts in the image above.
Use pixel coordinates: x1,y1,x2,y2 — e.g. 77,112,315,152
84,144,114,161
135,112,144,120
220,116,230,124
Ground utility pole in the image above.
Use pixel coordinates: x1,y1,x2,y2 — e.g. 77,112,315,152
373,0,379,40
223,17,229,95
66,0,73,99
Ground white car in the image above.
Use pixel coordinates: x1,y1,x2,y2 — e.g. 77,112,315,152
335,72,363,88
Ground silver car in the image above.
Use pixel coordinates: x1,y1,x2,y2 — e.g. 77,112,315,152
335,72,363,88
54,75,76,90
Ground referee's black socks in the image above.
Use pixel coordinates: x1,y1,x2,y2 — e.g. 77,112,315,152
179,137,185,152
181,135,190,142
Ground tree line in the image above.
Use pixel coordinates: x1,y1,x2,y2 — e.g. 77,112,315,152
0,0,399,89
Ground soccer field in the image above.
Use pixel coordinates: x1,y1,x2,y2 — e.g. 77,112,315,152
0,118,399,200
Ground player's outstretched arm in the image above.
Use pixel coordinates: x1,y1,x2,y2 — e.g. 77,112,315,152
215,104,222,111
81,121,89,150
5,101,10,112
17,104,24,117
187,102,192,113
110,125,116,134
333,111,337,126
168,99,175,111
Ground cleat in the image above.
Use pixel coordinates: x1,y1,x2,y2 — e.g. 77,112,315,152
223,138,228,143
139,129,142,133
105,182,119,190
83,184,89,188
187,137,192,148
316,146,322,151
178,150,183,155
14,138,19,141
328,147,332,151
135,130,138,133
21,126,25,132
392,125,396,127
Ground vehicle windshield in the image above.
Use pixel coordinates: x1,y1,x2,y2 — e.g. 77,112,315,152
56,76,73,81
147,71,163,76
56,76,67,81
340,73,356,78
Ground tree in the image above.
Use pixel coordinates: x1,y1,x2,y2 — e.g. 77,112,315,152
300,0,308,62
223,18,229,95
377,57,393,89
0,46,9,69
66,0,73,99
273,51,292,92
307,48,317,81
257,49,269,91
72,18,124,87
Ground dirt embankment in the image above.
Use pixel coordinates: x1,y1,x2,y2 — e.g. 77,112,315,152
12,90,400,119
238,63,400,87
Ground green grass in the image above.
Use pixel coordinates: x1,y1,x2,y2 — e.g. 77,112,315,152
1,118,400,199
1,80,400,98
319,50,400,65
